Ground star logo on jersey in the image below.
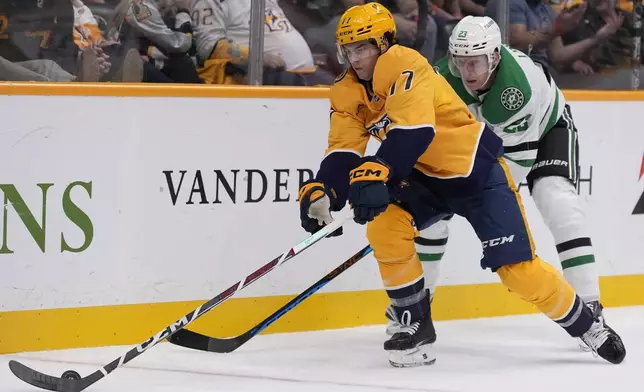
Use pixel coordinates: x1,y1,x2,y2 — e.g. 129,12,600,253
634,152,644,215
500,87,524,111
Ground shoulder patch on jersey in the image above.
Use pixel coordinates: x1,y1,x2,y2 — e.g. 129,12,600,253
132,0,152,21
367,113,392,140
500,87,524,111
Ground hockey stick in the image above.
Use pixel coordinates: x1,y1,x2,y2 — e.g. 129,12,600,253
8,214,352,392
168,245,373,353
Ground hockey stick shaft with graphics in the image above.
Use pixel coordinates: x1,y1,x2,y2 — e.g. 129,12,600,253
168,245,373,353
8,214,352,392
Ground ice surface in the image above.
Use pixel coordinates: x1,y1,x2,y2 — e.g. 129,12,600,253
2,306,642,392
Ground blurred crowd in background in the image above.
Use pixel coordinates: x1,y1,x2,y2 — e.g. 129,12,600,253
0,0,642,89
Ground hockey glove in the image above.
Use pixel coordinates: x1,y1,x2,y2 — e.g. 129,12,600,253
348,157,392,225
298,180,343,237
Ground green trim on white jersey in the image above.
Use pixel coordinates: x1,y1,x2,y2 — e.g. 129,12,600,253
435,45,566,174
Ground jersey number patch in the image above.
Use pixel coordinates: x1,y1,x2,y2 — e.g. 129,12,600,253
389,70,415,96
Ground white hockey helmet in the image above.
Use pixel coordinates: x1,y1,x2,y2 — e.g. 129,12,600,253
448,16,502,80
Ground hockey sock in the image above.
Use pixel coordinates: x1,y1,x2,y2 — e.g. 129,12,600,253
497,256,593,337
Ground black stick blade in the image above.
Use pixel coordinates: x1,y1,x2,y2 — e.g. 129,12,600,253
9,360,70,392
168,329,242,353
8,360,99,392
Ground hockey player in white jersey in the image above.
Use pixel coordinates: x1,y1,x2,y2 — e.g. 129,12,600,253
385,16,625,355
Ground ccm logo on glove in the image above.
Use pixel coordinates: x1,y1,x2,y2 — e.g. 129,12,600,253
348,158,392,225
349,162,390,183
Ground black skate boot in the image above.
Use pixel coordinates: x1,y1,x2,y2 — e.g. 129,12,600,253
385,289,432,336
384,307,437,368
580,317,626,364
578,301,610,351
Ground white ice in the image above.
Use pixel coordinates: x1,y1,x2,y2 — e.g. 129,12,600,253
2,306,643,392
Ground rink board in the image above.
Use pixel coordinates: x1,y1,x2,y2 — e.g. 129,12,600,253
1,84,643,354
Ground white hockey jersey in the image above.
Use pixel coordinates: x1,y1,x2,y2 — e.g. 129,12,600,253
436,46,566,182
122,0,192,54
187,0,314,71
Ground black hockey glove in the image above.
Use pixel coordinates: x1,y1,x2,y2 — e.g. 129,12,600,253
298,180,343,237
348,157,392,225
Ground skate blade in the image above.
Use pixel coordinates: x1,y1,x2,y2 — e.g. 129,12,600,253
388,343,436,368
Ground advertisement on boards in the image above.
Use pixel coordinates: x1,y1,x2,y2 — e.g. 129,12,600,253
1,96,643,313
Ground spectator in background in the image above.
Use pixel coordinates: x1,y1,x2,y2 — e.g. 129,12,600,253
426,0,463,59
555,0,643,88
0,0,131,82
431,0,463,19
300,0,362,76
71,0,112,81
0,0,78,81
485,0,622,74
188,0,329,85
460,0,486,16
106,0,202,83
561,0,631,74
379,0,439,62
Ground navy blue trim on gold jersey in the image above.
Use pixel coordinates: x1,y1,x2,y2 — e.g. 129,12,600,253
376,126,436,186
316,151,362,210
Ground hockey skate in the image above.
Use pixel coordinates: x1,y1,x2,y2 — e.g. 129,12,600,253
385,309,437,368
579,315,626,364
385,304,402,336
385,289,431,336
577,301,607,352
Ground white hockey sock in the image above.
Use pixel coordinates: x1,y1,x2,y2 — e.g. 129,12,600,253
416,219,450,296
532,176,600,302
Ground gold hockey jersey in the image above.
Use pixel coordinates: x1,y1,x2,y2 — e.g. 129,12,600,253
328,45,492,179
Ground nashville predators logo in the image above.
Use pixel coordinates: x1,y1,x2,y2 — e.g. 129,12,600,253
501,87,524,111
367,114,391,140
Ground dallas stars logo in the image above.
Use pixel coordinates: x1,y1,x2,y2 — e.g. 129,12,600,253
634,152,644,215
501,87,524,111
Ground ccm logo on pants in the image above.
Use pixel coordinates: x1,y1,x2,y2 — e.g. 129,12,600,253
482,235,515,249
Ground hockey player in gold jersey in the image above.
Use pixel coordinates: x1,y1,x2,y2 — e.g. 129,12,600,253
298,3,625,368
